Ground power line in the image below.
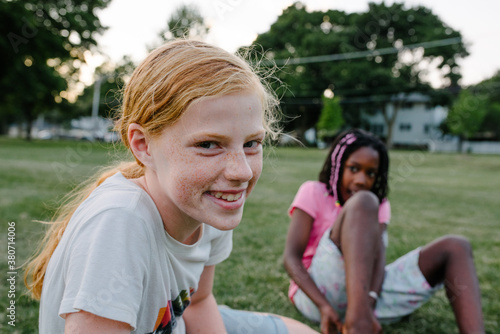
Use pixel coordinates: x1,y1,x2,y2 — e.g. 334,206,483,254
264,37,462,66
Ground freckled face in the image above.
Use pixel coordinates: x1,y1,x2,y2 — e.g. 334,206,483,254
340,146,380,203
145,92,265,233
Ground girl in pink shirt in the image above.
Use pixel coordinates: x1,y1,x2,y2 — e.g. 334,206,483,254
284,129,484,334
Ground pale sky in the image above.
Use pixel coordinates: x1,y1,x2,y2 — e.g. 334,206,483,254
92,0,500,87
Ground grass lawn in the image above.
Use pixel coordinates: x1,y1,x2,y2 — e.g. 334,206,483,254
1,138,499,333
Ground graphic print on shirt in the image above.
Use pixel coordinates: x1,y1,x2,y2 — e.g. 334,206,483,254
148,288,193,334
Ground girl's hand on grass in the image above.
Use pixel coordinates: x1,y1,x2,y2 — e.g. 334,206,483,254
319,304,342,334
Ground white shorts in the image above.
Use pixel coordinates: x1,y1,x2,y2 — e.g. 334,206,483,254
293,231,443,323
219,306,288,334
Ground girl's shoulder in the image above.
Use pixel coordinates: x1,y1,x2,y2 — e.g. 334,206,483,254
292,181,332,209
72,173,162,235
298,180,329,197
90,173,157,213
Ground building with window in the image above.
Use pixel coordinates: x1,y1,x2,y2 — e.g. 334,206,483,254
362,92,448,147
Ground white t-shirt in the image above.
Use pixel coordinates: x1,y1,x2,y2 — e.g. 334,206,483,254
39,172,232,334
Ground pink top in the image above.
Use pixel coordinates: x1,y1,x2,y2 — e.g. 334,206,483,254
287,181,391,301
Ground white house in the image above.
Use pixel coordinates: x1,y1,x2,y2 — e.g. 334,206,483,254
361,92,448,147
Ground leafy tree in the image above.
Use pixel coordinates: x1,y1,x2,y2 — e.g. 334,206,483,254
481,103,500,140
0,0,111,139
147,4,209,54
157,4,208,44
446,90,488,140
442,70,500,141
250,3,337,140
472,70,500,140
317,95,344,142
342,2,467,147
250,2,468,146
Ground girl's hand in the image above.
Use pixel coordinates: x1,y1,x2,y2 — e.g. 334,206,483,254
343,311,382,334
319,304,343,334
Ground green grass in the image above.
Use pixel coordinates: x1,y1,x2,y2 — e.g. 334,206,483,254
1,138,499,333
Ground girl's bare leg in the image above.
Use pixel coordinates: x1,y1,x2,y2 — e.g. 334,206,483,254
419,235,485,334
330,191,383,334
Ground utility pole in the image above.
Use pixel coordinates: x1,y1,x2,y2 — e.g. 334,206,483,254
91,76,102,141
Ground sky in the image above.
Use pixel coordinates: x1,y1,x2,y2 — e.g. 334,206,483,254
91,0,500,87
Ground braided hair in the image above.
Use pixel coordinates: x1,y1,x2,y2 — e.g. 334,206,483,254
319,129,389,205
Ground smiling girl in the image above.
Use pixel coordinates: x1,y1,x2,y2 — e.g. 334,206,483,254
284,129,485,334
25,40,317,334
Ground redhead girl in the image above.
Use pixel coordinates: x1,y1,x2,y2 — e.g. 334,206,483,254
284,129,484,334
25,40,317,334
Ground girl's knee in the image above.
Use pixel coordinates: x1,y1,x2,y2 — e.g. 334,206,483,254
331,191,380,244
438,235,473,257
343,190,379,213
343,191,380,230
420,235,471,286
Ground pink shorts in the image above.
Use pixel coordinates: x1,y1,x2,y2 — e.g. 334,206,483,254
292,231,443,323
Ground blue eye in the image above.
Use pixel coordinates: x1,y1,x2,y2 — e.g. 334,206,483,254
244,140,261,148
196,141,217,149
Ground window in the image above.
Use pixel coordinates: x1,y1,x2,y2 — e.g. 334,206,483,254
401,102,414,109
399,123,412,132
424,124,433,134
371,124,384,136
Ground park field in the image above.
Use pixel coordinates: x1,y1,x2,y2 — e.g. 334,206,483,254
0,138,499,333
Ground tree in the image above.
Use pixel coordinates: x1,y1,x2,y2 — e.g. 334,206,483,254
446,90,488,139
341,2,467,147
147,4,209,54
249,3,337,140
0,0,111,139
156,4,208,44
442,70,500,141
317,95,344,142
250,2,468,146
471,71,500,140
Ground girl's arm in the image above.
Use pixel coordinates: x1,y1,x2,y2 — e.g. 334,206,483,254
284,208,342,334
64,311,131,333
183,265,227,334
369,223,387,308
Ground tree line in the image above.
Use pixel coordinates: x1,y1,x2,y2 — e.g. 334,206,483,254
1,1,498,144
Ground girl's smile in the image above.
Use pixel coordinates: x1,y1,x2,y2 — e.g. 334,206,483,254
209,190,244,202
131,91,265,243
206,189,246,211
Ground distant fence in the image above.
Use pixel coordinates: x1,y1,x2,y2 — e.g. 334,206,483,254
429,140,500,155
